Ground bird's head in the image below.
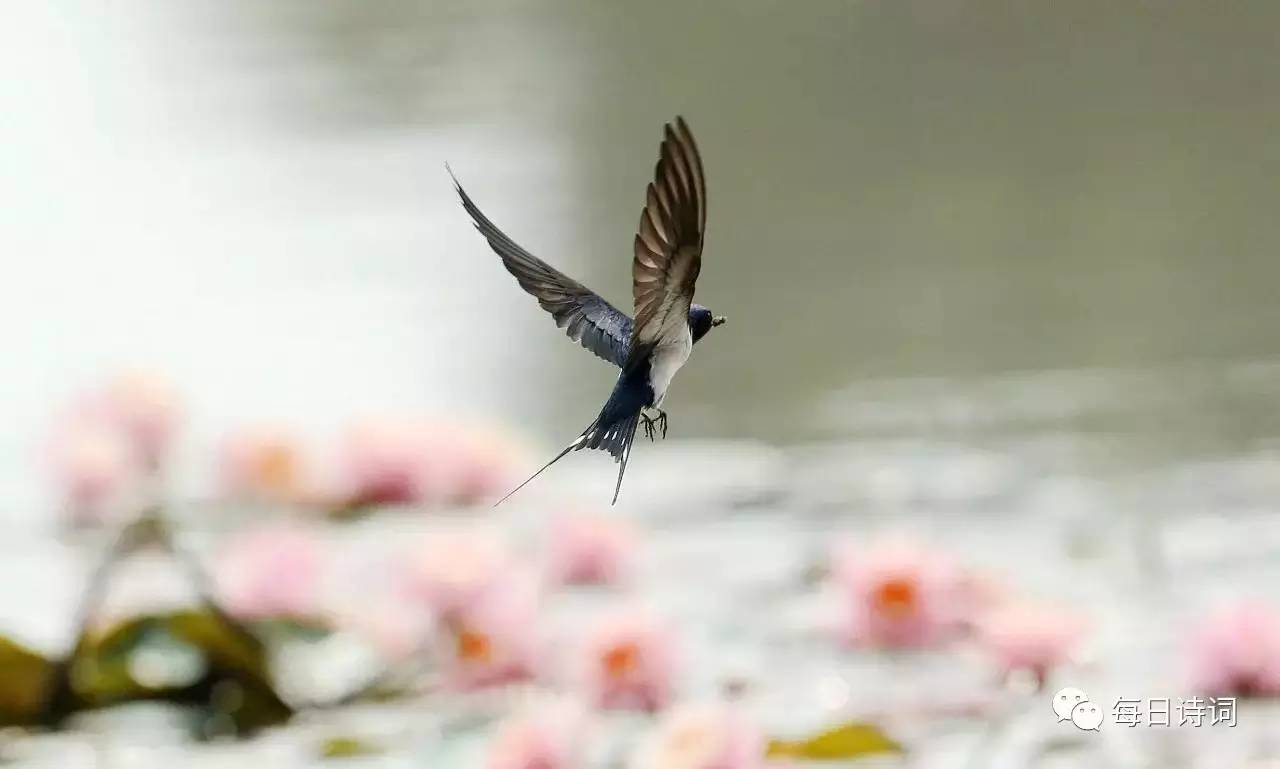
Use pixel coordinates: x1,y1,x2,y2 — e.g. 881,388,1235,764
689,304,726,344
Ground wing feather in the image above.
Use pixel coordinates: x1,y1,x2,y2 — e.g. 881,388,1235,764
626,117,707,371
450,168,633,368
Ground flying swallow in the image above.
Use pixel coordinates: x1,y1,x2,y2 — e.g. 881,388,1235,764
450,116,725,504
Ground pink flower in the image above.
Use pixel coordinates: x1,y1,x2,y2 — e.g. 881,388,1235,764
443,425,526,505
546,513,638,586
630,705,764,769
829,538,964,649
214,523,326,620
339,418,436,506
337,418,527,507
441,581,540,689
47,370,180,521
50,425,140,524
978,603,1085,687
342,599,434,663
404,530,510,618
582,611,678,712
406,533,540,689
949,570,1012,634
487,703,586,769
1187,600,1280,698
328,556,435,662
99,370,181,469
219,426,307,502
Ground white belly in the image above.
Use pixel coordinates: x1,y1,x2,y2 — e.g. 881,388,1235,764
647,325,693,407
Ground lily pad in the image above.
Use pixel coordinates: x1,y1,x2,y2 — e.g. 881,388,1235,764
319,735,385,759
40,610,294,736
0,635,55,725
766,721,903,761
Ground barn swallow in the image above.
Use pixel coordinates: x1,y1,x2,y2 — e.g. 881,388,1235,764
450,117,725,504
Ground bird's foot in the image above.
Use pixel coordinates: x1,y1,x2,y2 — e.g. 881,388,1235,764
640,409,668,442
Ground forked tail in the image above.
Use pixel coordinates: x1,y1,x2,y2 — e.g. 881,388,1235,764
598,413,640,505
492,412,641,507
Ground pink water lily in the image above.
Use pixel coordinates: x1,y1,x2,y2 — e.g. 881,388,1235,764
99,370,182,470
546,513,638,586
338,418,526,507
582,610,678,712
1187,600,1280,698
48,370,181,522
978,602,1085,688
404,531,541,687
487,702,587,769
50,425,140,525
219,426,307,502
214,522,326,620
830,537,965,649
339,418,437,506
441,580,541,689
442,424,527,505
630,704,764,769
405,530,510,619
344,599,434,663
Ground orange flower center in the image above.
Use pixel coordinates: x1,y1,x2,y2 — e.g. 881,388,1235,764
254,444,298,493
602,642,641,678
456,628,492,662
873,577,919,617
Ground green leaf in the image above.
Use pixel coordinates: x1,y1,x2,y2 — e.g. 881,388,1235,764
319,736,384,759
0,635,55,726
62,610,294,736
766,721,903,761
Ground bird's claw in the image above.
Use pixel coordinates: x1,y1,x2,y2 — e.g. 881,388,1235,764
640,411,668,442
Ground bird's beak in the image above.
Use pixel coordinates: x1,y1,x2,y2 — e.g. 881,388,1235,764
712,315,727,327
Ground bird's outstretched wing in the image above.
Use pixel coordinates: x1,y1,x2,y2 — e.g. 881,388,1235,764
627,117,707,372
450,168,633,368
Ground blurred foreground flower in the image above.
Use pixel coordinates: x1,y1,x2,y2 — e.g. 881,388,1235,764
440,582,540,689
405,530,510,619
830,538,964,649
487,701,587,769
219,426,307,502
329,564,435,663
631,704,763,769
338,596,434,663
978,603,1085,688
583,611,678,712
340,418,436,506
443,424,527,505
547,513,638,586
50,425,140,525
338,418,526,507
100,370,182,470
48,370,181,523
214,523,326,620
1188,600,1280,697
